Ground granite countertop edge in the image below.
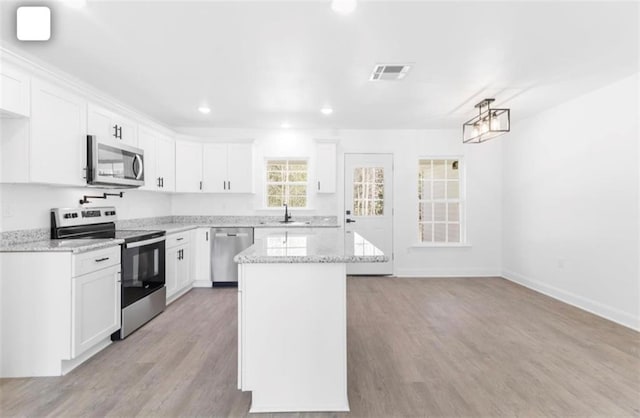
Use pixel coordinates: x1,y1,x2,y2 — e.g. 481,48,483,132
233,255,389,264
0,239,124,254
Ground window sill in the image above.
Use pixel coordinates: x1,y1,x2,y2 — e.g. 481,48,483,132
410,242,472,248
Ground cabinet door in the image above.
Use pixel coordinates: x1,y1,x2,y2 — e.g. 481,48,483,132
87,103,116,143
156,135,175,192
0,64,30,117
175,141,203,193
177,244,191,290
115,116,138,147
71,265,121,358
30,78,87,186
193,228,211,283
316,142,336,193
166,246,180,299
202,143,228,193
138,127,158,191
227,143,254,193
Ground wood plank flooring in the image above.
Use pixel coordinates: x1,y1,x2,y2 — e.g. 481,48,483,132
1,277,638,417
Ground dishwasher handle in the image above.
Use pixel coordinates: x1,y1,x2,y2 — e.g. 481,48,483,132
214,232,250,238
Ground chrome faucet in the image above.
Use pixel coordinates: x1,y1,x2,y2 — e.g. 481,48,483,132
283,203,292,223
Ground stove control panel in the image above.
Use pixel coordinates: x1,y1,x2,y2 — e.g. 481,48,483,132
52,206,118,228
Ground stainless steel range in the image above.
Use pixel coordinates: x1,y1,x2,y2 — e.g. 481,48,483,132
51,206,166,339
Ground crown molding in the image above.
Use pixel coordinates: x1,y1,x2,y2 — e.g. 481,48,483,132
0,44,175,136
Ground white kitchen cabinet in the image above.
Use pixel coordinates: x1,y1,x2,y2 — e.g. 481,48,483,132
0,63,30,117
166,231,192,304
72,264,121,358
175,140,203,192
0,246,121,377
88,102,138,147
138,126,175,192
316,141,337,193
202,143,228,192
29,77,87,186
202,142,254,193
156,134,176,192
192,228,212,287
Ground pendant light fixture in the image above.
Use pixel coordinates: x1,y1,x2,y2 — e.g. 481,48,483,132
462,98,510,144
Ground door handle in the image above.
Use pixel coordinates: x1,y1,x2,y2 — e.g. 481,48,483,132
157,177,161,188
223,181,226,190
200,181,203,190
161,177,164,188
227,181,231,190
117,126,122,139
346,219,356,223
206,231,209,241
113,124,118,138
318,181,320,191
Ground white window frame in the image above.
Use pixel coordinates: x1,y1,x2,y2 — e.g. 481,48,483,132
416,156,468,247
264,157,309,209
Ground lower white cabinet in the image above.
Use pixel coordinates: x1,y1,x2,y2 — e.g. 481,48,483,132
192,228,212,287
166,231,192,304
0,246,121,377
72,264,121,358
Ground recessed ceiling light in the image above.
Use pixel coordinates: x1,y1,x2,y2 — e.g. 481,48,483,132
321,107,333,115
331,0,357,15
281,122,292,129
198,106,211,114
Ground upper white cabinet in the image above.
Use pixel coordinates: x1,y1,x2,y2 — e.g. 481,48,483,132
0,64,30,117
316,141,337,193
175,141,254,193
88,103,138,147
138,126,175,192
202,142,254,193
175,140,204,192
1,77,88,186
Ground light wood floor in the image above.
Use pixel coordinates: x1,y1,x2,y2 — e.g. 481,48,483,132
1,277,639,417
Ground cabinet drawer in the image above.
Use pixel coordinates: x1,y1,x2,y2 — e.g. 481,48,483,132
166,231,191,248
72,246,121,277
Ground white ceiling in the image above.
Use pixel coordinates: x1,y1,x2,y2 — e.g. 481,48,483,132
1,1,638,129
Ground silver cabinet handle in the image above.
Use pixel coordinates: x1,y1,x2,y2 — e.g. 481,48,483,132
176,237,184,241
95,257,109,262
318,181,321,190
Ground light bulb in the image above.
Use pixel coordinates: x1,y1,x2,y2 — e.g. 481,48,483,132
490,115,501,131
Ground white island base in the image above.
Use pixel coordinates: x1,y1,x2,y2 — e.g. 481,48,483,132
237,263,349,413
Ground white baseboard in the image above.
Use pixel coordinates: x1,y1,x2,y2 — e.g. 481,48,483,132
192,280,213,288
393,268,501,278
502,269,639,331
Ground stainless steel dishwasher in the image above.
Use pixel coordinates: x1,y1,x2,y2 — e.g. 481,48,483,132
211,227,254,285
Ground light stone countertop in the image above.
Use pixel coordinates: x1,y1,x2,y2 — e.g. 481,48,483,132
234,229,389,264
0,238,124,254
135,220,340,235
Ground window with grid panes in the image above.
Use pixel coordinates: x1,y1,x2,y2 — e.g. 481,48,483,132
266,160,308,208
418,159,463,243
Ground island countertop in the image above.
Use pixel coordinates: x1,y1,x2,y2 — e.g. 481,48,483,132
233,229,388,264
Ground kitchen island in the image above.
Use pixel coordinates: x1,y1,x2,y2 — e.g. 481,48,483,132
233,229,387,413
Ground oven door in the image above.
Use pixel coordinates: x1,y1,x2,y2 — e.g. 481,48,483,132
87,135,145,187
121,237,165,308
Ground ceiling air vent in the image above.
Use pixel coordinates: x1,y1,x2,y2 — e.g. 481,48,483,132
370,64,411,81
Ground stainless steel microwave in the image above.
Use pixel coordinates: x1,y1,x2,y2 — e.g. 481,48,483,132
87,135,145,188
